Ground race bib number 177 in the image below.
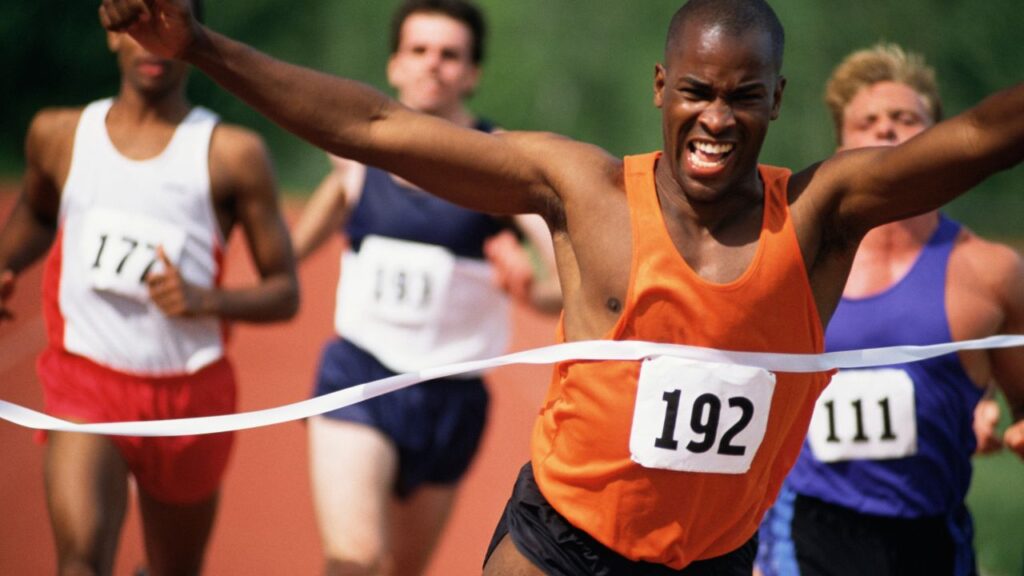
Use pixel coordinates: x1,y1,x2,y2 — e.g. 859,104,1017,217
79,208,187,302
630,356,775,474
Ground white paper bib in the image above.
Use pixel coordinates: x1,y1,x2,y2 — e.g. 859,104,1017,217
630,356,775,474
807,368,917,462
80,208,187,301
350,235,455,327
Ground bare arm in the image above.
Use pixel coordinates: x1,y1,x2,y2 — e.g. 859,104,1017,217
817,84,1024,238
988,251,1024,459
147,125,299,322
99,0,557,217
291,157,365,262
511,213,562,315
0,110,73,322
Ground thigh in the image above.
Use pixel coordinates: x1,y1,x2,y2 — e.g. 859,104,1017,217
389,484,458,576
309,415,399,565
483,534,546,576
44,430,130,574
137,489,220,576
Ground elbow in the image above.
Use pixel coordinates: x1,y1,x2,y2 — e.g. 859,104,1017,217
278,276,300,320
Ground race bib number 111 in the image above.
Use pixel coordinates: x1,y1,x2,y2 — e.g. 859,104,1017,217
807,368,917,462
630,356,775,474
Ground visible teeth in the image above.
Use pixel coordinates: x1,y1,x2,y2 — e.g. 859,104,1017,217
693,141,734,154
690,152,726,168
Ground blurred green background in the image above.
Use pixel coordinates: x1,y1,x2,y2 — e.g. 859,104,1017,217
2,1,1021,573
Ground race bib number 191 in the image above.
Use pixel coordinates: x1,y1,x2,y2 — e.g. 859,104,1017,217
630,356,775,474
353,235,456,327
80,208,187,301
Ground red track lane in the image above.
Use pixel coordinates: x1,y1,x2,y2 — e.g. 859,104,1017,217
0,190,557,575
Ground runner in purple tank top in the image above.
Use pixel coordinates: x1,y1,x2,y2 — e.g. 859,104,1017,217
757,44,1024,576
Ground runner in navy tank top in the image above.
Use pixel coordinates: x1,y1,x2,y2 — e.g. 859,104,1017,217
287,2,560,574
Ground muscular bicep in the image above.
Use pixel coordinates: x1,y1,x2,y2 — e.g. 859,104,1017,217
336,105,567,217
0,109,76,272
825,88,1024,237
211,126,297,280
991,253,1024,421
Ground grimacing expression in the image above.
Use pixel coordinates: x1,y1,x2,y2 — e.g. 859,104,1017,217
108,32,190,99
387,12,481,115
840,81,933,151
655,21,784,200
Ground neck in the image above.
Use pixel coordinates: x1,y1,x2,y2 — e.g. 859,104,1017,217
654,159,764,233
844,211,940,298
857,211,940,254
113,84,191,124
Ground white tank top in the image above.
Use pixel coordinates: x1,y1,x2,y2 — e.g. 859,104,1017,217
47,98,225,376
334,235,510,375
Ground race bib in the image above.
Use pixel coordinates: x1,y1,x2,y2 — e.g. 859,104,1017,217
80,208,187,301
630,356,775,474
351,235,455,327
807,368,917,462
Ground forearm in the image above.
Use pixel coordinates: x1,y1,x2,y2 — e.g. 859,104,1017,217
200,272,299,323
966,82,1024,162
0,199,56,273
186,28,391,161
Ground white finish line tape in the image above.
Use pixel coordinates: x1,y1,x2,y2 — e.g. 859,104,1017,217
3,335,1023,437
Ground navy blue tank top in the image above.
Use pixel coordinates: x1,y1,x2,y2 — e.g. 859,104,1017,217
788,215,985,517
344,119,506,258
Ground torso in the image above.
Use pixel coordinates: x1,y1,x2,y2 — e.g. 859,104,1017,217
789,215,987,516
41,98,226,375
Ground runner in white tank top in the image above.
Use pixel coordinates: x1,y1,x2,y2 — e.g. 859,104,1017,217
54,97,225,375
0,11,298,574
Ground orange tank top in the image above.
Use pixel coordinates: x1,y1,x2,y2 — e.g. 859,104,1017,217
530,152,830,569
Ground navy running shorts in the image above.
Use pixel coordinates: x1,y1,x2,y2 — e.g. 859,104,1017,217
485,462,759,575
313,338,489,498
791,493,960,576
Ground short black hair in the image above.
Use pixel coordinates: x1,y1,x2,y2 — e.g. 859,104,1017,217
666,0,785,72
389,0,487,64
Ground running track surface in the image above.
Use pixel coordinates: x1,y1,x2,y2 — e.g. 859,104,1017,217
0,189,557,575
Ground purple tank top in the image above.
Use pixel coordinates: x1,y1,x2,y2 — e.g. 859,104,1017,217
788,215,985,517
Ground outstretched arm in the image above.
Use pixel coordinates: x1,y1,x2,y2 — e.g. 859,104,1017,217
99,0,556,217
816,84,1024,238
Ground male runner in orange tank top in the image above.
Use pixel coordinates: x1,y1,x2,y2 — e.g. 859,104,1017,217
97,0,1024,573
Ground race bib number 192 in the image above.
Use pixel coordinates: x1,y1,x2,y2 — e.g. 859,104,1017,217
630,356,775,474
80,208,187,301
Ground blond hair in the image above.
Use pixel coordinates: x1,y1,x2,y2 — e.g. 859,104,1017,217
825,43,942,144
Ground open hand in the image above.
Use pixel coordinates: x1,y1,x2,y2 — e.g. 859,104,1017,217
484,230,534,304
973,397,1003,455
98,0,199,59
146,246,207,317
1005,420,1024,460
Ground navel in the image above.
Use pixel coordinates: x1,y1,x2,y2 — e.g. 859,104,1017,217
606,297,622,313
